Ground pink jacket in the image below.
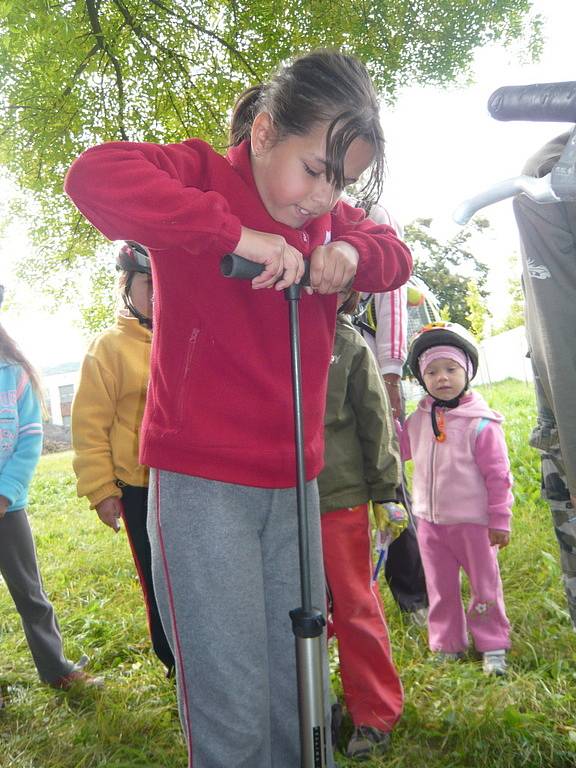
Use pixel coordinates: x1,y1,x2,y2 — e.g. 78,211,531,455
400,391,513,531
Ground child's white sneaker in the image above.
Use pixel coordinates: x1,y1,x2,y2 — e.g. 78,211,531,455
482,649,507,676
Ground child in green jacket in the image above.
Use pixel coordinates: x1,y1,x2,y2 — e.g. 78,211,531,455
317,290,406,760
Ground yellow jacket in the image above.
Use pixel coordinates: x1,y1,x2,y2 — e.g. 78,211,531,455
72,315,151,508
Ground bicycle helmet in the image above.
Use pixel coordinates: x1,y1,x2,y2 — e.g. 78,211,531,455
407,322,479,441
115,241,152,329
115,240,151,275
407,322,479,388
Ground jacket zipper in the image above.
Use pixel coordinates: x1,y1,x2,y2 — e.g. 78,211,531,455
429,438,436,523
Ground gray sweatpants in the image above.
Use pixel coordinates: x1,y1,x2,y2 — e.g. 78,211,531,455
147,470,335,768
529,369,576,627
0,508,74,683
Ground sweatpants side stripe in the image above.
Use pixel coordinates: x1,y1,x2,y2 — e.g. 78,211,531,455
363,509,405,718
155,475,194,766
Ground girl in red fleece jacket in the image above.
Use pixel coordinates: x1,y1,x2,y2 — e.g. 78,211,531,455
65,50,412,768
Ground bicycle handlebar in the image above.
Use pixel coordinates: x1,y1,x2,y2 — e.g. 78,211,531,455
488,82,576,123
453,174,559,225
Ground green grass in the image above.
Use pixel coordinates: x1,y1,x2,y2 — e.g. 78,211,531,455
1,380,576,767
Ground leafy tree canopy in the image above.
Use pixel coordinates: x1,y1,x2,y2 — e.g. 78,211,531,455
0,0,539,307
405,216,490,329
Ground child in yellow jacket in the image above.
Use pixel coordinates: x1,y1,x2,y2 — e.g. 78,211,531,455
72,242,174,675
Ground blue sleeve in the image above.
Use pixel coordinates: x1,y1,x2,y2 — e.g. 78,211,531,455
0,376,43,507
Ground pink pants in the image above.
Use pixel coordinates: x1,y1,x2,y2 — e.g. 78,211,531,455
416,519,511,653
321,504,403,731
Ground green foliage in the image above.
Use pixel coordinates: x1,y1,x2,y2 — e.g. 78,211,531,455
2,381,576,767
496,255,525,334
80,261,118,334
466,278,490,340
404,217,490,330
0,0,539,317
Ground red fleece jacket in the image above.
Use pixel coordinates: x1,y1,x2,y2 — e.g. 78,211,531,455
65,139,412,487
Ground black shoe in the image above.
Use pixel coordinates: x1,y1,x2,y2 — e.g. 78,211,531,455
346,726,390,761
331,700,343,748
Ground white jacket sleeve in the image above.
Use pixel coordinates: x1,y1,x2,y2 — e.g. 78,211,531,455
372,286,408,375
366,202,408,376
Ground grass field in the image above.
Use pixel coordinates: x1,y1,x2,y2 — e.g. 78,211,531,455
1,380,575,767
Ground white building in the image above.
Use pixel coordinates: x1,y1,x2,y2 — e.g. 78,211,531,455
41,362,81,426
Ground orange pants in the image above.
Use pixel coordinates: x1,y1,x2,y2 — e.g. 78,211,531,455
321,504,403,731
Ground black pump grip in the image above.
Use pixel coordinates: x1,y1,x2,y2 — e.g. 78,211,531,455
221,253,311,285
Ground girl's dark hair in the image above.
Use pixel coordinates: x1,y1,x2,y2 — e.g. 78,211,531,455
230,51,385,204
0,323,44,401
338,289,361,315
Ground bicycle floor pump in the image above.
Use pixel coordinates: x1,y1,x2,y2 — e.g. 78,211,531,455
221,253,329,768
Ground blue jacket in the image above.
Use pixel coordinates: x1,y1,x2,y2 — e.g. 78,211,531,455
0,361,43,512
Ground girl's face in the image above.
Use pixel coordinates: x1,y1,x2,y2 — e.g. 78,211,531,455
250,114,375,228
422,357,467,400
129,272,153,319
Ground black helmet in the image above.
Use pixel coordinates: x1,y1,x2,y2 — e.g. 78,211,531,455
115,241,151,274
407,322,479,388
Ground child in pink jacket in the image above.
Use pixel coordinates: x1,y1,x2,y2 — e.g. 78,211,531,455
401,323,513,675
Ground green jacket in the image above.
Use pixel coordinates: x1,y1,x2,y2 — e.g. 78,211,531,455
317,314,401,514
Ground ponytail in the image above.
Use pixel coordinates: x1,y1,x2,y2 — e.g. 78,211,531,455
229,85,264,147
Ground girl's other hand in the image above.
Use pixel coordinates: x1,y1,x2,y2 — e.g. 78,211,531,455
0,494,10,520
234,227,305,290
309,241,359,294
489,528,510,549
383,374,403,421
95,496,123,532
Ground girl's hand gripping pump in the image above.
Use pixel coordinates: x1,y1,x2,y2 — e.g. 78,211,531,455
222,253,327,768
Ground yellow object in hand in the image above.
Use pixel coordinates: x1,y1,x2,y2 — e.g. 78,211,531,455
373,501,408,542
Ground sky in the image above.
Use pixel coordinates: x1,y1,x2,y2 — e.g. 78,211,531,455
1,0,575,367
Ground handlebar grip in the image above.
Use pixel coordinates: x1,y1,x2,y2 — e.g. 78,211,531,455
221,254,311,285
221,253,265,279
488,82,576,123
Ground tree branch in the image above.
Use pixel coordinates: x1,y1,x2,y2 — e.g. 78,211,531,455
109,0,223,129
84,0,128,140
148,0,260,80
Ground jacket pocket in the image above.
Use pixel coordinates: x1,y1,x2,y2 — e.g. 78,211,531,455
174,327,201,428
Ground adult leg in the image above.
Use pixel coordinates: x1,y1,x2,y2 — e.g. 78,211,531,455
120,484,175,673
416,520,468,653
0,509,74,683
321,504,403,732
514,194,576,629
528,373,576,627
455,525,511,653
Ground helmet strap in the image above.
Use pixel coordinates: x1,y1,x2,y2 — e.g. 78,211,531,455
121,272,152,330
421,348,472,440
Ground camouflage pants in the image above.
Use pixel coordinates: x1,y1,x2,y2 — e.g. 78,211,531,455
530,410,576,629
